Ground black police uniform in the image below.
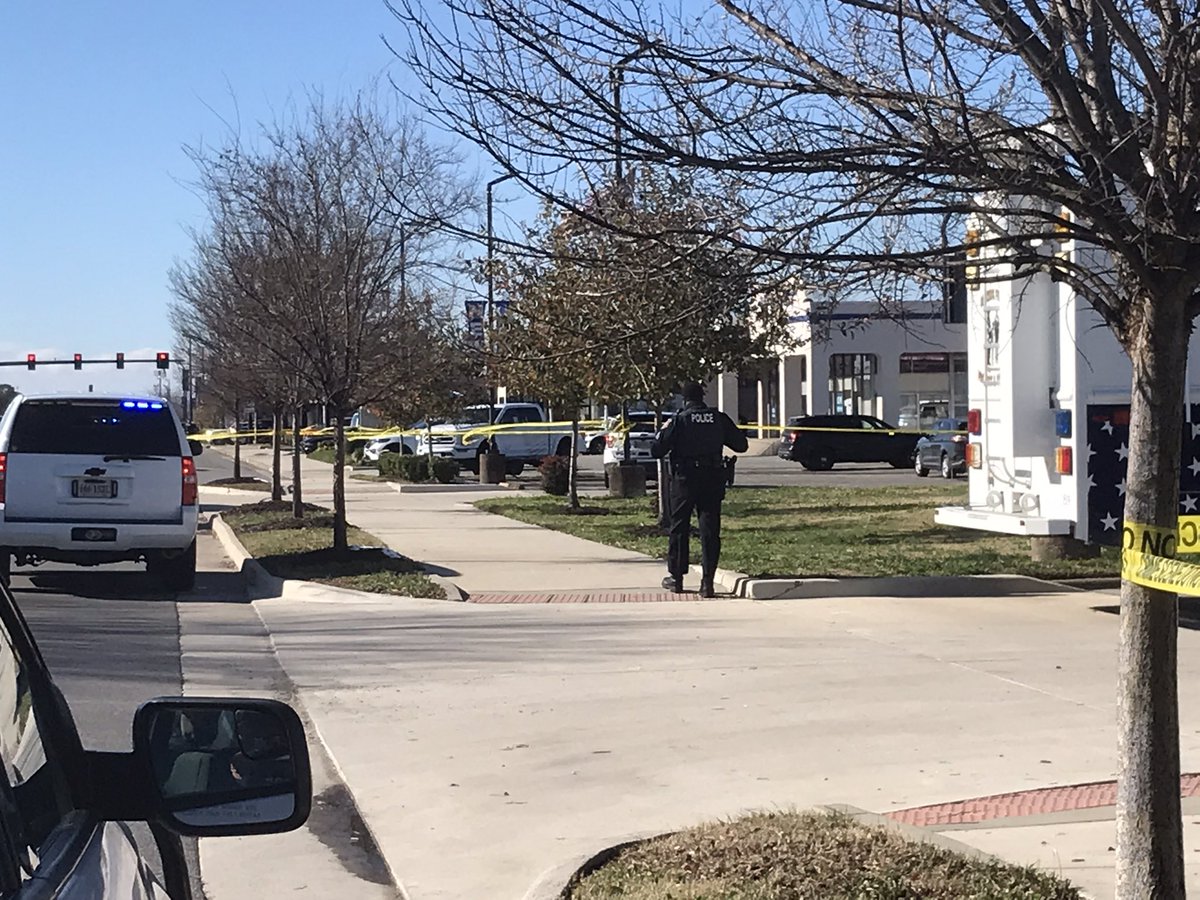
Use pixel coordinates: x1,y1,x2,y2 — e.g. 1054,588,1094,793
651,401,748,592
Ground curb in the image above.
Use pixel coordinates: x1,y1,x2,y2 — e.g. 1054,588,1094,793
198,484,273,497
384,480,525,494
521,830,671,900
519,805,1031,900
210,515,467,602
688,564,1087,600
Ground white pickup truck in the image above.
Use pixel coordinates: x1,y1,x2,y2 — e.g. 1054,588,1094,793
415,402,573,474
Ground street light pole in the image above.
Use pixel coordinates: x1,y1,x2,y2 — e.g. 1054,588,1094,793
486,173,516,428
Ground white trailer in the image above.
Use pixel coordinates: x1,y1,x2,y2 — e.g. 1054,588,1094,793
934,234,1200,547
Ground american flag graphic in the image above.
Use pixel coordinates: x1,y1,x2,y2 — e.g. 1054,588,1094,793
1086,403,1200,546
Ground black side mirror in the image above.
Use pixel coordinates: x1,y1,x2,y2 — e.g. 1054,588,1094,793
133,697,311,837
188,440,204,457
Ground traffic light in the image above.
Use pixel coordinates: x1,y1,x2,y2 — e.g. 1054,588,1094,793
73,353,82,370
26,354,35,371
155,352,169,370
116,352,125,370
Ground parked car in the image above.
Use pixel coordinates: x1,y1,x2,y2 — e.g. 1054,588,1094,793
299,428,335,454
0,574,311,897
777,414,922,470
363,433,416,461
914,417,969,478
416,403,573,475
0,394,203,591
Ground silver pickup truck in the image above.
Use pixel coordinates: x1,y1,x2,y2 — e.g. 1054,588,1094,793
415,402,573,474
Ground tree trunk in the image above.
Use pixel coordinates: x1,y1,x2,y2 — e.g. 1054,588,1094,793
271,406,284,502
569,416,580,509
233,416,242,480
332,411,349,556
1116,295,1189,900
291,406,304,519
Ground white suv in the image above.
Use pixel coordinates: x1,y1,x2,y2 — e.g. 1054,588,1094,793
0,394,201,591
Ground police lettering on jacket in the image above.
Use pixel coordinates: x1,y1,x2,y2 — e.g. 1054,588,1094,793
675,407,724,459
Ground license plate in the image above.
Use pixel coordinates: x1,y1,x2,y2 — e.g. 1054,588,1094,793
72,478,117,499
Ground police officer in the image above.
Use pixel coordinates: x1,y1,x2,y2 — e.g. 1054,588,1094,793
651,381,748,597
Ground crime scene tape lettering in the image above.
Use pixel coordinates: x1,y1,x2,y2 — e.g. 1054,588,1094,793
1122,518,1200,595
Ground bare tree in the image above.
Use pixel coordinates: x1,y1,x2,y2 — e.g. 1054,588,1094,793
174,93,475,553
397,0,1200,893
494,169,793,505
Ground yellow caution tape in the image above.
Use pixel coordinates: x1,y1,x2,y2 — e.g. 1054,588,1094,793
1122,518,1200,594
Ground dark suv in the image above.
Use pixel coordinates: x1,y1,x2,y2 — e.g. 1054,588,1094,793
778,414,922,470
0,576,312,897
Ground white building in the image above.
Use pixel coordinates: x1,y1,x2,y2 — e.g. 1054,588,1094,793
710,292,968,435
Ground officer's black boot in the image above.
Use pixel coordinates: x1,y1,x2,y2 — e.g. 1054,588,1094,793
661,574,684,593
699,577,716,599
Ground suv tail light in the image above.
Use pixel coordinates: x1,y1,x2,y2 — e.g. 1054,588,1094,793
0,452,6,504
182,457,197,506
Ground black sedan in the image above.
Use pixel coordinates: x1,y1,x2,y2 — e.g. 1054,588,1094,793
913,418,969,478
778,414,922,470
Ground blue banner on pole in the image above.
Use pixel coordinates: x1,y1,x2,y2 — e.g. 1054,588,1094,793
465,300,486,345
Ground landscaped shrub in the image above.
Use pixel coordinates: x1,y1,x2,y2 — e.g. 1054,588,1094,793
540,454,571,495
379,453,459,484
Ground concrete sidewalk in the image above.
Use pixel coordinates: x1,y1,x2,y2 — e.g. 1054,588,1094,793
225,446,669,593
242,578,1200,900
204,447,1200,899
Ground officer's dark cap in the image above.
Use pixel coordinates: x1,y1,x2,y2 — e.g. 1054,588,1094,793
681,381,704,403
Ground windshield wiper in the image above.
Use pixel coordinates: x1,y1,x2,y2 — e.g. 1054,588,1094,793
102,454,166,462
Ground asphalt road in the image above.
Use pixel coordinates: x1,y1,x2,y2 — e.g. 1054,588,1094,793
11,563,207,898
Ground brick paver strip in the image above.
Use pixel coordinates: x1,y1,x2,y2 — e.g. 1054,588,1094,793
469,590,701,603
887,774,1200,827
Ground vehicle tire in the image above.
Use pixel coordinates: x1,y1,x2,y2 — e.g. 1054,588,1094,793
506,459,524,477
589,436,606,455
914,455,930,478
154,541,197,593
401,446,413,455
556,437,571,457
0,551,9,588
940,453,955,479
801,450,834,471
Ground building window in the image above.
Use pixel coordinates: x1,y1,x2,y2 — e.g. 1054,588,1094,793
896,352,968,428
828,354,878,416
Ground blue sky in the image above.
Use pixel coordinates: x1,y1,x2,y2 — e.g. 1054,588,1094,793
0,1,486,395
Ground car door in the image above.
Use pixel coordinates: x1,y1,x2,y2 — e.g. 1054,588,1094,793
862,416,904,463
0,581,171,899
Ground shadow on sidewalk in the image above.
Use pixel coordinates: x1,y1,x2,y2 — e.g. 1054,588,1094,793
1094,600,1200,630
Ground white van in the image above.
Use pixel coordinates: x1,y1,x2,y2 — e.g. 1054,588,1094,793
0,394,201,591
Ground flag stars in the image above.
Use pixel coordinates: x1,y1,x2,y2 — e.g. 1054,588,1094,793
1116,442,1129,461
1117,478,1127,497
1183,496,1199,513
1102,512,1119,530
1101,419,1114,434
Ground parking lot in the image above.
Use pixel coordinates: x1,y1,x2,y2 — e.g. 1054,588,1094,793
507,450,921,489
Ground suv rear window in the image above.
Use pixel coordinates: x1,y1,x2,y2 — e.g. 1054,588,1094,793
9,401,181,456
